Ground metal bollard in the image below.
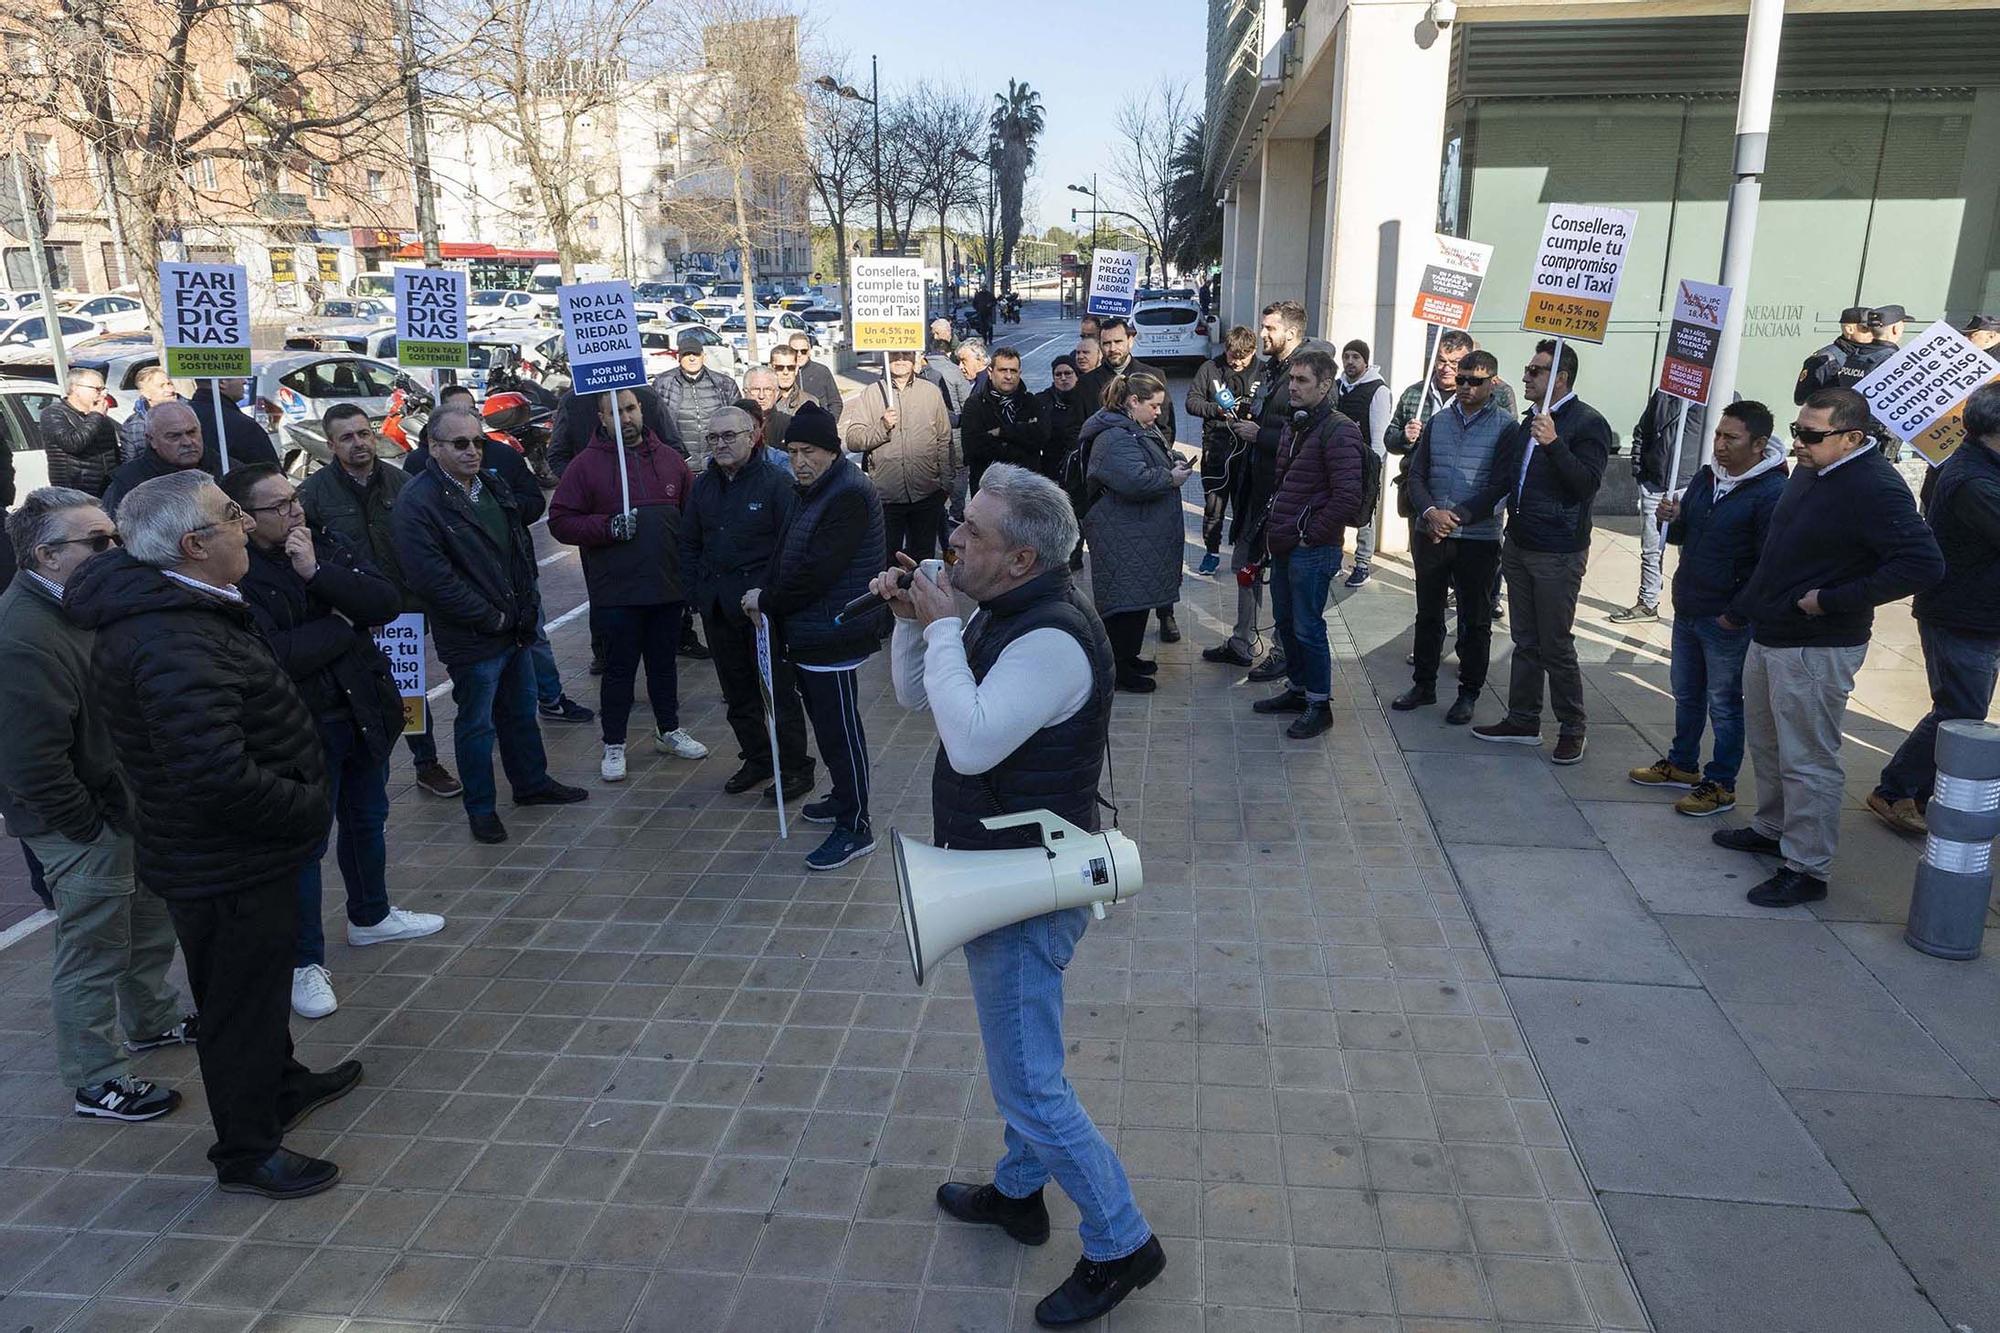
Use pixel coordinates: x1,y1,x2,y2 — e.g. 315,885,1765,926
1905,719,2000,960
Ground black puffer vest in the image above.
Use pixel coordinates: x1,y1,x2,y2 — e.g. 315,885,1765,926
931,568,1115,851
1914,441,2000,636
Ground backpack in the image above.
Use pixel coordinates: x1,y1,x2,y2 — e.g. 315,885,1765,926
1352,430,1383,528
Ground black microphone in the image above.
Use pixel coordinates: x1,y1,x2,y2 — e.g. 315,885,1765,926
833,557,948,626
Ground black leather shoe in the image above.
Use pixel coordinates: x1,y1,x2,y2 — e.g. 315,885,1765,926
1247,652,1288,683
936,1182,1050,1245
468,813,508,844
1130,658,1159,676
1391,686,1435,711
1445,692,1478,726
1712,826,1782,856
765,770,817,803
1252,688,1308,715
724,763,774,795
1747,867,1829,908
1202,642,1254,667
1156,612,1180,643
1286,703,1333,739
514,782,588,806
1035,1235,1167,1327
217,1147,340,1200
280,1060,363,1132
1115,672,1158,694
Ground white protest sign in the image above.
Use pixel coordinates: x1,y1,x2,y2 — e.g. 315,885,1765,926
159,262,251,378
1410,234,1495,331
1086,249,1140,318
1521,204,1638,345
558,280,645,395
849,258,926,351
371,613,428,734
395,268,468,370
1856,320,2000,466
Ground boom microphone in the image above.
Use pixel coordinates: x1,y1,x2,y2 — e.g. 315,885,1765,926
833,555,952,626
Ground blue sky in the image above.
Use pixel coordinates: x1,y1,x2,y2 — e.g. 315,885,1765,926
806,0,1206,236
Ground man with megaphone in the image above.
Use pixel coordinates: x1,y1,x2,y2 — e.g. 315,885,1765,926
872,463,1165,1328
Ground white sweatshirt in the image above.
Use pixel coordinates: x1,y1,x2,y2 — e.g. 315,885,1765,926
890,615,1094,777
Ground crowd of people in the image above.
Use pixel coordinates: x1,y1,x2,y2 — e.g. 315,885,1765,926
3,296,1996,1330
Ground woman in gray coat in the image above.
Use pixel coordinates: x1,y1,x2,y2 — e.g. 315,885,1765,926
1080,372,1193,692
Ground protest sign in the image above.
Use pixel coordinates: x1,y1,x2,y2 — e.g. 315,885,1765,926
371,613,428,734
849,257,926,351
1856,320,2000,465
159,262,251,378
1657,280,1732,405
396,267,469,370
1086,249,1140,318
558,280,645,394
1521,204,1637,344
755,618,788,839
1410,234,1494,330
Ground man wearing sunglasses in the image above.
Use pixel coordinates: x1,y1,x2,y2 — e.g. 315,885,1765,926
1713,387,1942,907
0,488,195,1126
103,400,205,518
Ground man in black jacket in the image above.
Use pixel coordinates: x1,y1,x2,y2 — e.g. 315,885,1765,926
392,407,588,845
187,378,280,475
1470,340,1612,764
1793,307,1874,405
682,406,812,801
104,401,206,517
227,465,444,1024
39,366,120,497
1713,388,1943,907
1869,383,2000,836
1615,387,1707,622
960,345,1046,494
66,469,359,1200
1185,326,1260,575
742,403,888,873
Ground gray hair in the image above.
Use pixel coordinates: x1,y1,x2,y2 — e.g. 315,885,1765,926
6,486,99,571
976,464,1078,572
431,405,483,439
118,469,221,568
146,398,199,441
743,366,777,389
66,365,105,389
956,337,988,363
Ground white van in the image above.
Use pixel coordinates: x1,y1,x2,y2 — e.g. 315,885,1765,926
529,262,613,312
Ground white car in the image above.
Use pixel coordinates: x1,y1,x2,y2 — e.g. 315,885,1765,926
465,328,567,394
638,322,739,381
1130,300,1214,368
0,311,101,351
469,289,541,327
635,300,703,327
692,296,745,328
799,307,846,349
720,309,812,358
0,333,161,424
62,293,149,336
0,380,67,492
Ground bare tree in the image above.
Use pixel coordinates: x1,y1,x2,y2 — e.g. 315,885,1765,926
1110,77,1193,281
898,82,982,296
872,93,928,254
802,57,872,300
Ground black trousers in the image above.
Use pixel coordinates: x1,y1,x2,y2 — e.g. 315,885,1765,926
598,602,681,743
882,492,947,563
1412,536,1502,693
166,880,312,1172
795,667,870,834
703,608,812,779
1104,609,1150,671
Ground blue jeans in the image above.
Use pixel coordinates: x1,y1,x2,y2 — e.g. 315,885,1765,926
1271,543,1339,701
1877,622,2000,805
963,907,1151,1262
530,603,562,707
296,717,392,966
1667,614,1750,786
450,646,552,817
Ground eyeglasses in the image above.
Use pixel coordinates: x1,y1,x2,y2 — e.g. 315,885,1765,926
246,495,303,516
1789,423,1857,444
43,532,120,553
703,429,750,445
1458,376,1494,388
1522,363,1551,377
191,501,247,534
772,364,797,374
433,435,484,448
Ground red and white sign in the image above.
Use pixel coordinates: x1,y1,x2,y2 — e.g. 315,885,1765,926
1657,280,1732,405
1409,234,1494,331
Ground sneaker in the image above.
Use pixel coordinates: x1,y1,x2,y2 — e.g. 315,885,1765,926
1629,758,1699,789
1252,688,1308,715
126,1012,198,1052
801,797,840,825
1712,826,1782,856
538,695,595,724
1675,781,1737,817
1247,651,1288,683
1472,719,1542,746
806,827,876,872
936,1181,1050,1245
1286,703,1333,739
413,761,463,798
1344,565,1372,588
1034,1235,1167,1328
1552,733,1588,765
1197,552,1221,576
469,812,508,844
1201,642,1254,667
1866,791,1928,836
514,781,589,805
656,728,709,760
346,907,445,948
766,771,817,804
1609,602,1659,624
600,743,627,782
75,1076,180,1122
291,965,337,1020
1747,867,1828,908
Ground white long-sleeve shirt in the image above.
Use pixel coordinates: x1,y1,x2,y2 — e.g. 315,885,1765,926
890,614,1094,777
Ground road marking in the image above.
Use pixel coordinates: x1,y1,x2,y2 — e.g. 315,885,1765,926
537,549,571,568
0,909,54,953
423,599,592,700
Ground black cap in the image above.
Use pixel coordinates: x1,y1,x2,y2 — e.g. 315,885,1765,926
1839,306,1869,326
1868,304,1909,327
1963,314,2000,336
781,401,841,454
676,331,706,354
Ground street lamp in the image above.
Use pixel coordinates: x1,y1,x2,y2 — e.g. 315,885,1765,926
1066,179,1098,252
813,55,882,257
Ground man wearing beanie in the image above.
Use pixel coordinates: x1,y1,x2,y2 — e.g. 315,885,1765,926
741,402,890,871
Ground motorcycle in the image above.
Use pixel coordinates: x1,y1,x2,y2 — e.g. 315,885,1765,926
381,373,433,455
1001,292,1021,324
484,352,559,484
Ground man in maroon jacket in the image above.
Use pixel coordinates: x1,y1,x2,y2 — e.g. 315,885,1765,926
1250,347,1366,739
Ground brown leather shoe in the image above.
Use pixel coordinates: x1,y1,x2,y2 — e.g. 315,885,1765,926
1552,733,1587,765
1866,792,1927,836
1471,718,1541,746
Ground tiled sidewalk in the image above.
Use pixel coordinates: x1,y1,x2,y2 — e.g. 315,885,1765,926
0,495,1651,1332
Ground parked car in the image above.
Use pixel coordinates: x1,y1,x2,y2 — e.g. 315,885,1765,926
775,294,818,312
635,300,703,327
0,290,46,316
253,351,402,472
720,309,813,358
284,296,394,343
0,380,65,491
638,321,739,381
0,333,160,423
469,289,541,327
637,281,705,305
0,311,101,351
465,328,567,394
61,293,149,336
692,296,744,327
1130,299,1214,368
284,320,399,360
799,307,846,349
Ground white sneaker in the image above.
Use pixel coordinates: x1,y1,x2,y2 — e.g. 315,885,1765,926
601,742,627,781
655,728,708,760
346,906,446,948
291,965,337,1019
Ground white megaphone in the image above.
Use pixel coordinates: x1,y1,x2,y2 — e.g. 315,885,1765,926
892,810,1143,986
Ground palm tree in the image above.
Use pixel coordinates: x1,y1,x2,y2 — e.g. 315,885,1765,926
988,80,1045,295
1166,114,1220,277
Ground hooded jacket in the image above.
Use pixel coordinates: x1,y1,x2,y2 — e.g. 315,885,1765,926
547,428,692,606
1630,389,1706,492
1664,449,1787,618
64,551,328,898
1335,367,1392,465
841,376,953,503
1265,402,1367,555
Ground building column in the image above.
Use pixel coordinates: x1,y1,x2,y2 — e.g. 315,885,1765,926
1318,0,1451,557
1225,174,1262,332
1254,139,1315,319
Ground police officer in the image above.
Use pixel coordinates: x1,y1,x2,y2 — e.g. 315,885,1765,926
1793,306,1873,405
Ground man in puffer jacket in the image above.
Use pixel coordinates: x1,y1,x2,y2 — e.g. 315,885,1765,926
653,332,740,471
1249,347,1365,740
65,469,360,1202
